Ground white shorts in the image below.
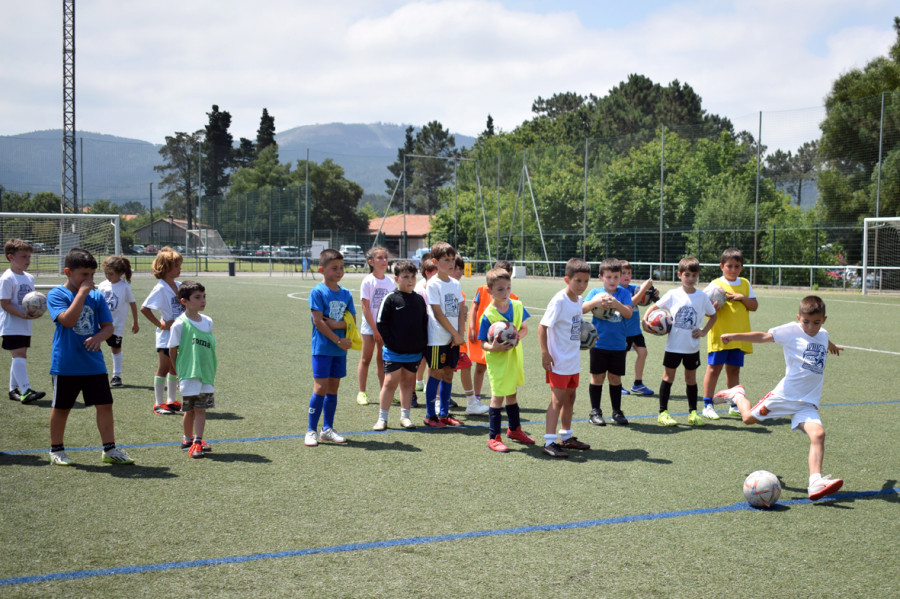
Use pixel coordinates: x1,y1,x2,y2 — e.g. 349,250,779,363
179,378,215,397
750,392,821,430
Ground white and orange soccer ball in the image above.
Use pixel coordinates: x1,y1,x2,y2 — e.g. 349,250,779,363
21,291,47,318
743,470,782,509
642,308,673,336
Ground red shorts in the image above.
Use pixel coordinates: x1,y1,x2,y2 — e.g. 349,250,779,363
454,352,472,371
546,371,579,389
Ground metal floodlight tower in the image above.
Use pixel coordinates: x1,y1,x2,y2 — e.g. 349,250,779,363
62,0,77,214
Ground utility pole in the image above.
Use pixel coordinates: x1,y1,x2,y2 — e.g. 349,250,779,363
61,0,77,214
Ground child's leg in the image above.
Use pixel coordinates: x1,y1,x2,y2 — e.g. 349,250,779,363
10,347,31,392
659,367,676,412
154,350,169,406
589,372,606,416
111,346,124,378
357,333,375,393
323,377,340,430
49,408,71,446
438,367,454,417
634,346,648,383
724,364,741,389
607,373,623,414
192,409,207,440
488,395,503,438
702,363,723,399
308,378,329,431
416,357,426,389
425,367,442,419
459,365,473,398
374,339,385,388
95,403,116,445
473,362,487,397
729,387,758,425
800,421,826,477
183,407,196,440
560,388,576,431
684,368,698,412
397,369,416,410
544,386,566,442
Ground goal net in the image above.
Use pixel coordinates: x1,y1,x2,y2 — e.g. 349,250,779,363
862,217,900,294
0,212,121,276
187,227,230,258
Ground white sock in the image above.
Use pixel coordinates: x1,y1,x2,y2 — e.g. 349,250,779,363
112,353,123,377
154,376,165,405
167,374,178,403
400,408,411,420
544,433,558,447
9,362,18,392
379,408,389,421
809,473,822,486
464,388,475,401
559,429,572,442
11,358,29,391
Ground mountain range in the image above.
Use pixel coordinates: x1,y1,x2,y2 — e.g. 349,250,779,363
0,124,476,206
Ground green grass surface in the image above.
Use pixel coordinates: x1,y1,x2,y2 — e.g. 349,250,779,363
2,273,899,597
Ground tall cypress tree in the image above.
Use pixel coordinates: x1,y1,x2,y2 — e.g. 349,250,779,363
202,104,234,198
257,108,277,156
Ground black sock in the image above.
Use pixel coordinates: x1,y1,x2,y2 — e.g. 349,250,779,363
634,379,643,386
659,380,672,412
589,384,603,412
505,403,521,430
488,407,502,438
102,442,116,452
610,384,623,412
51,444,64,453
686,383,699,412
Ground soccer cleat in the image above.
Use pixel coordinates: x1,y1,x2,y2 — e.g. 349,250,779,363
392,394,400,405
465,397,490,415
701,404,721,420
165,401,182,412
110,376,123,387
687,410,705,426
8,390,21,402
488,435,510,453
423,417,446,428
102,447,135,465
729,404,741,416
542,442,569,459
620,387,630,395
410,393,420,408
356,391,369,405
188,440,204,458
19,388,45,403
49,450,73,466
713,385,746,404
611,410,629,426
808,475,844,500
153,404,174,415
399,417,416,429
630,383,655,395
415,381,424,392
181,439,211,452
588,409,606,426
447,398,459,409
319,428,347,444
304,430,319,447
506,426,535,445
658,410,678,426
373,419,387,431
558,436,591,451
439,415,463,427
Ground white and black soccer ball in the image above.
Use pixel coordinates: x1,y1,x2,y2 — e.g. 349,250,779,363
579,320,598,350
487,320,518,347
21,291,47,318
743,470,782,509
590,294,618,320
704,283,727,311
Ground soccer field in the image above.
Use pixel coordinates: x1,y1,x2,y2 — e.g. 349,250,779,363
1,273,899,597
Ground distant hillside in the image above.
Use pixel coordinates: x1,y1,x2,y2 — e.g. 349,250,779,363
0,124,476,206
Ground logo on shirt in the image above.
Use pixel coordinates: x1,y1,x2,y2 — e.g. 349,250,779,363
328,300,347,321
103,289,119,313
673,305,697,330
443,293,459,318
801,343,826,374
569,316,581,340
74,305,95,336
171,296,184,317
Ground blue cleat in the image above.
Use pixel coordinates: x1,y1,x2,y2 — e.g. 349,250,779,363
630,383,655,395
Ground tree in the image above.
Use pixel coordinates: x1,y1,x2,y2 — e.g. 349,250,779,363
87,199,118,215
0,190,61,213
531,92,586,119
483,114,495,138
119,200,147,216
234,137,257,168
155,131,203,229
256,108,277,156
385,125,416,198
291,158,367,231
765,141,820,206
202,104,234,198
409,121,458,214
228,145,290,194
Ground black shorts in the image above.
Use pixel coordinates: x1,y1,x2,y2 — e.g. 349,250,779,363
105,335,123,349
2,335,31,350
427,344,460,371
663,351,702,371
156,347,170,356
51,373,114,410
625,334,646,351
384,360,419,374
589,348,627,376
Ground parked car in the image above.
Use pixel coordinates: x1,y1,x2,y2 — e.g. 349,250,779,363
130,244,145,254
143,245,160,254
339,244,366,266
411,247,430,267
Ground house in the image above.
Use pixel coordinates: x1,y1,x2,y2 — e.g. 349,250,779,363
367,214,432,259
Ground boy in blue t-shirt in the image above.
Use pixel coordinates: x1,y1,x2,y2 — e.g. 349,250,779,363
46,248,134,466
582,258,633,426
305,248,356,447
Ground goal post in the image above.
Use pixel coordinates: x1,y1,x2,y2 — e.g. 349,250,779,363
0,212,121,275
861,216,900,295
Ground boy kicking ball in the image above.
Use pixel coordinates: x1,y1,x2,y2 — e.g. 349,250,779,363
718,295,843,501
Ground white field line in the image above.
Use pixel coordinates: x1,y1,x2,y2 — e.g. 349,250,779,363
839,345,900,356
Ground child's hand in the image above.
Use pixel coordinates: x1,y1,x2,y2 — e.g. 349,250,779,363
159,319,172,331
828,340,843,356
450,332,465,347
83,335,102,352
337,337,352,350
691,328,704,339
541,352,553,371
720,333,733,345
132,322,140,334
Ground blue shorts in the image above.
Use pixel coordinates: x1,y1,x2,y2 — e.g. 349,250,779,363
707,348,745,367
312,354,347,380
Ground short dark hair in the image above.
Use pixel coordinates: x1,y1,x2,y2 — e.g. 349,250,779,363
430,241,456,261
598,258,622,275
678,256,700,273
454,255,465,269
720,247,744,265
177,280,205,302
799,295,826,316
393,259,418,277
565,258,591,278
493,259,514,274
319,248,343,267
420,257,437,277
64,247,97,270
619,260,633,272
486,268,511,289
5,239,32,259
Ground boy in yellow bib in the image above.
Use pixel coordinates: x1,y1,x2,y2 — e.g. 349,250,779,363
477,268,534,452
702,248,758,419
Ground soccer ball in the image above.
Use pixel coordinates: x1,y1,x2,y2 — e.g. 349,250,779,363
743,470,782,509
704,283,727,310
642,308,673,336
579,320,598,350
590,296,617,321
636,284,660,307
487,320,518,347
21,291,47,318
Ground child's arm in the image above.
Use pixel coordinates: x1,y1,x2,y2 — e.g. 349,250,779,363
517,321,528,341
693,312,717,338
312,309,351,350
169,346,178,375
130,301,140,334
633,278,653,303
360,298,382,343
84,321,114,352
828,340,843,355
56,280,94,328
538,324,553,371
458,301,468,342
720,331,773,345
0,298,33,319
726,291,759,311
468,293,481,343
140,306,172,330
431,303,465,347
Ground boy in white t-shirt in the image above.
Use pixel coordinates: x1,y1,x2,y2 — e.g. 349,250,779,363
718,295,844,501
0,239,46,403
538,258,592,459
644,256,716,426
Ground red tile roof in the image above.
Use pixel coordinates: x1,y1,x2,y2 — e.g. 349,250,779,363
368,214,431,237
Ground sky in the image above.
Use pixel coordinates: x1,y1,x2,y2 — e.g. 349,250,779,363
1,1,897,146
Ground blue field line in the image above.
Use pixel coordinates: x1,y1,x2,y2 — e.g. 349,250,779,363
2,398,899,456
2,486,896,588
